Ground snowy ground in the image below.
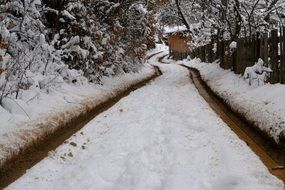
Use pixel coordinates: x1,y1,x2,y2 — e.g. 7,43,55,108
181,58,285,144
0,64,155,168
6,54,283,190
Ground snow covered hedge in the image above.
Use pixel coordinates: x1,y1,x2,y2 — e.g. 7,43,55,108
0,0,157,104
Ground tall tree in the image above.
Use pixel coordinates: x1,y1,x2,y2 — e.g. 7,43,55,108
174,0,190,31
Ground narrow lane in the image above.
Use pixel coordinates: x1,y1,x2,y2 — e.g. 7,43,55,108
6,60,283,189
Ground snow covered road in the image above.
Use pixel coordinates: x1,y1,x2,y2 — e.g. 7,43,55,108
6,61,283,189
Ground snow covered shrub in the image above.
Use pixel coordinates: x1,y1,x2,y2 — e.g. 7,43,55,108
0,0,48,101
42,0,157,82
0,0,86,103
0,0,158,104
243,58,272,86
43,1,102,82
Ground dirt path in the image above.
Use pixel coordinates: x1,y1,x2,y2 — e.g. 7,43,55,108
146,51,163,59
7,61,283,190
0,65,162,189
2,52,285,188
181,65,285,183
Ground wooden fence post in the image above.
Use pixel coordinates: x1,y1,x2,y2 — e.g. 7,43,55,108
269,29,279,83
231,48,237,72
208,43,214,63
244,36,252,71
250,35,256,66
222,41,227,69
220,40,225,68
252,34,257,62
264,33,269,66
197,47,201,60
201,45,206,62
206,44,209,62
224,40,232,70
194,48,197,59
217,40,221,61
236,38,245,74
256,32,261,61
260,33,269,66
235,38,241,74
281,27,285,84
212,35,218,61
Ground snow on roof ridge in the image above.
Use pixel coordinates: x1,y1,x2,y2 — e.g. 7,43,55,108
164,25,188,34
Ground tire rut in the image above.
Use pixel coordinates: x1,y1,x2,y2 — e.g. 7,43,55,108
180,64,285,183
0,65,162,189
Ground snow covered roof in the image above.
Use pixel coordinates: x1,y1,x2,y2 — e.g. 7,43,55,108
164,26,188,34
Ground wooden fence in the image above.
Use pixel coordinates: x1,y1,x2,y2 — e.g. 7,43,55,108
191,27,285,84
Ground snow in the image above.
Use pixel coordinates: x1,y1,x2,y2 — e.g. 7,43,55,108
0,64,155,169
61,36,80,49
0,25,10,41
183,58,285,143
1,98,32,118
6,54,283,190
147,43,168,56
243,58,272,86
62,10,76,20
229,41,237,49
164,25,187,34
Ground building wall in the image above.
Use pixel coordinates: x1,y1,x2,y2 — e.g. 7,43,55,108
168,33,191,60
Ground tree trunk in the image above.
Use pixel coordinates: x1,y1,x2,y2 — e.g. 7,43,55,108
175,0,191,32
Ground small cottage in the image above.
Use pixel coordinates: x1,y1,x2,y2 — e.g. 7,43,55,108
164,27,191,60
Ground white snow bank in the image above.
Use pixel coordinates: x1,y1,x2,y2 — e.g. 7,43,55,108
164,25,187,34
0,64,155,169
6,64,283,190
182,58,285,144
147,43,168,56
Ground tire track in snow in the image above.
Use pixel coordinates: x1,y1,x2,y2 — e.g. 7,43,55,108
0,62,162,189
180,64,285,183
4,60,283,189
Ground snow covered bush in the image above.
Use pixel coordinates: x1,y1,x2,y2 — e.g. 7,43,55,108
0,0,89,105
42,0,157,82
243,58,272,86
0,0,157,104
0,0,74,103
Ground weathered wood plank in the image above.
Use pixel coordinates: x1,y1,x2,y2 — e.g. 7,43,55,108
281,27,285,84
269,29,279,83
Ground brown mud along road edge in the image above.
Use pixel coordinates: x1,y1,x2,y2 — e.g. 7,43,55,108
158,54,168,63
146,51,163,60
0,65,162,189
180,64,285,183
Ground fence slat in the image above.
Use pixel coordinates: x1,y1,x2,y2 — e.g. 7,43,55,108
260,33,269,66
191,28,285,84
236,38,244,74
281,27,285,84
270,29,279,83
